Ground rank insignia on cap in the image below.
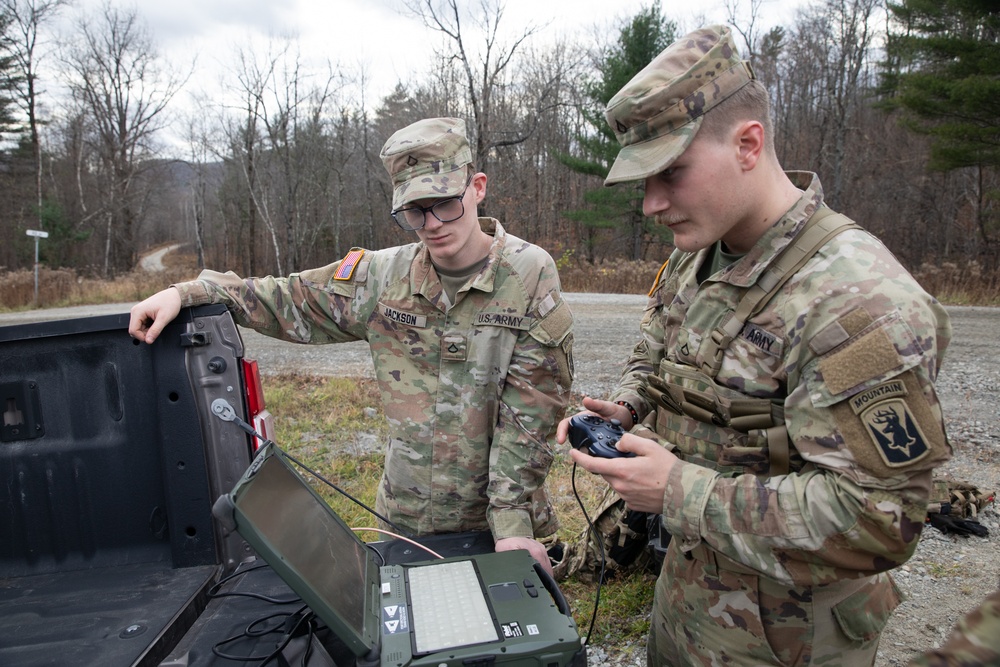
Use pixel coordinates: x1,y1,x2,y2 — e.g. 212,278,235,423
334,249,365,281
860,398,930,467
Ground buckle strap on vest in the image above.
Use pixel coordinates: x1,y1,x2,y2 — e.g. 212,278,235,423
701,207,861,378
762,425,790,476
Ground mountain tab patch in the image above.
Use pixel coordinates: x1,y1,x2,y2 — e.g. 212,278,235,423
854,380,930,467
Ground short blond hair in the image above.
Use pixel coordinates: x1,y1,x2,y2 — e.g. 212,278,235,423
698,80,776,158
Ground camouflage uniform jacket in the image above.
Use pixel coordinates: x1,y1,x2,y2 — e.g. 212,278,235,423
173,218,575,541
610,172,952,586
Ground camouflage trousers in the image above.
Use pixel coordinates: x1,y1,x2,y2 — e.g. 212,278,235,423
646,540,901,666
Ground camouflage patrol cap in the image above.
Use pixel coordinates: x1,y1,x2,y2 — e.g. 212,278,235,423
380,117,473,210
604,25,756,185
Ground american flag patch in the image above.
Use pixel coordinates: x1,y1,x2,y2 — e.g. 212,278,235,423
334,249,365,281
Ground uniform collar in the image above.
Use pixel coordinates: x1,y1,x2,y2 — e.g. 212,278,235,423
411,218,505,303
716,171,825,288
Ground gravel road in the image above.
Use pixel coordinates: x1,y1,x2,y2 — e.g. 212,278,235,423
2,295,997,665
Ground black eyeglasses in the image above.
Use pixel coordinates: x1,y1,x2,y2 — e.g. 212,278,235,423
391,179,472,231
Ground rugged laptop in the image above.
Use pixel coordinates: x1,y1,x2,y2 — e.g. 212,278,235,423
212,443,585,667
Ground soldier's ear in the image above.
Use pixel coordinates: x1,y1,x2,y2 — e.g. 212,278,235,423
735,120,764,172
471,172,487,204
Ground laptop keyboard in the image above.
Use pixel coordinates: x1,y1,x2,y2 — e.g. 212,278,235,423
407,560,499,653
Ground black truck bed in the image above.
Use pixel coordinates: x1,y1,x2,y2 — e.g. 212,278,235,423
0,306,254,666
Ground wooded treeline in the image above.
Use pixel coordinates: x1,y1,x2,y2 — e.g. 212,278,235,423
0,0,997,281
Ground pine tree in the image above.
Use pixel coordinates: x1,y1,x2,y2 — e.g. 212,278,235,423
882,0,1000,171
881,0,1000,264
0,9,24,143
558,5,676,261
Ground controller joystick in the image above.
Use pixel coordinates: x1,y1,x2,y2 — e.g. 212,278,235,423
567,414,633,459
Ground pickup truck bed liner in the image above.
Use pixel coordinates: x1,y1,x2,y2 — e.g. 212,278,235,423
1,563,217,666
1,307,254,666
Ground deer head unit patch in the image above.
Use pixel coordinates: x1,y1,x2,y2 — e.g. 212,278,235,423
858,393,931,467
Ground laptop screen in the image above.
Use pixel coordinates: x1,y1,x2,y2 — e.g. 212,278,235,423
237,452,372,636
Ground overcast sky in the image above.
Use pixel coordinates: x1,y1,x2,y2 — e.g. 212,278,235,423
55,0,807,100
43,0,808,154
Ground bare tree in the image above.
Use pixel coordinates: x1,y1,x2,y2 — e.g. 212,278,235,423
820,0,883,208
60,1,186,276
403,0,556,176
488,39,589,247
220,42,279,276
260,55,344,274
214,39,350,276
725,0,767,57
179,105,218,270
780,0,884,208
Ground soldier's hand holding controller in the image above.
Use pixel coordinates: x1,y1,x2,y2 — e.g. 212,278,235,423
556,396,679,514
567,414,632,458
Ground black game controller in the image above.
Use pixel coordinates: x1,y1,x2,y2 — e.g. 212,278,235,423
567,414,633,458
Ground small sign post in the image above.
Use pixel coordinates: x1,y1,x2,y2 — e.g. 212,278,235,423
25,229,49,307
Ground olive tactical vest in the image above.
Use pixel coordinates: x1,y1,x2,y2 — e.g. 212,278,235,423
641,208,860,477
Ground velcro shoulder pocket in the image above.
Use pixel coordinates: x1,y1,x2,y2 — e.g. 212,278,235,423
529,293,573,346
804,311,950,475
805,311,921,408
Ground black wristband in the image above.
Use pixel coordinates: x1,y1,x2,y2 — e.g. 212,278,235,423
615,400,639,426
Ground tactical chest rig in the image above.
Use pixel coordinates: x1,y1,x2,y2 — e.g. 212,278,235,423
641,208,860,477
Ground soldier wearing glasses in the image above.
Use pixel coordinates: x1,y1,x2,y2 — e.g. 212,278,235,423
129,117,575,573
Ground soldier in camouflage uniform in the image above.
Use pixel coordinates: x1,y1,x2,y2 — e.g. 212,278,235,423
557,26,951,665
129,117,575,573
910,585,1000,666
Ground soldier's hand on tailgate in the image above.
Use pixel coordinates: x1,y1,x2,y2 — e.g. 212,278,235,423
569,433,678,515
129,287,182,344
495,537,554,576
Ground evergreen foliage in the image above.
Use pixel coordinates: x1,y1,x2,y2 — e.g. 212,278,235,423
882,0,1000,171
0,9,24,143
557,5,677,260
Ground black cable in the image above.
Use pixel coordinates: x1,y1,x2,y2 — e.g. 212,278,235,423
211,612,290,662
211,604,317,665
207,563,318,664
366,542,387,567
262,606,316,667
208,561,301,605
207,561,269,595
571,462,606,647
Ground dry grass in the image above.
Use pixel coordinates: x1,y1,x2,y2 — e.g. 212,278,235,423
0,266,200,309
0,245,201,310
912,261,1000,307
555,252,665,295
4,244,995,310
